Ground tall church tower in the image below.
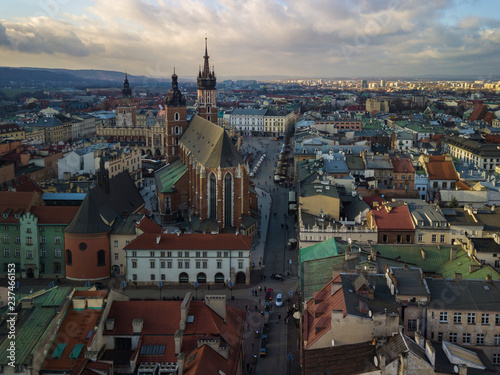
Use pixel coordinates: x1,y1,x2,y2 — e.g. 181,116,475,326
197,38,218,124
116,73,136,127
165,70,188,164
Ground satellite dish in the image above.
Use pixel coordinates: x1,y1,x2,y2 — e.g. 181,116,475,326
374,356,379,367
293,311,302,320
348,238,352,244
453,365,459,373
369,310,373,318
331,339,335,346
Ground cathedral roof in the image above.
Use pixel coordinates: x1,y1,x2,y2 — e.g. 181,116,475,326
64,171,144,234
180,115,244,168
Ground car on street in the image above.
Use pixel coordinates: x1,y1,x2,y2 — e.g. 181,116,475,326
265,288,273,301
276,293,283,307
271,273,285,281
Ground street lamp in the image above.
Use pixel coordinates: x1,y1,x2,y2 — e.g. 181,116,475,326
229,281,234,300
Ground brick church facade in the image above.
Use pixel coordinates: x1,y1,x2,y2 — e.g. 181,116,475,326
156,40,258,235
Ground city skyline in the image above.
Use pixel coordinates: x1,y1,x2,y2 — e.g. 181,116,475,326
1,0,500,79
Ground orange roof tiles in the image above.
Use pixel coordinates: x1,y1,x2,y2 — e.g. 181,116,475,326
136,216,163,234
304,279,347,349
391,157,415,174
424,155,458,181
0,191,40,223
124,233,253,251
370,204,414,231
42,291,105,373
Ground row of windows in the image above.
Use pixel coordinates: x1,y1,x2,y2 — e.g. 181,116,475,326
3,262,61,273
129,250,245,258
434,332,500,347
4,248,60,257
417,234,446,242
437,312,500,325
3,235,61,244
131,259,246,270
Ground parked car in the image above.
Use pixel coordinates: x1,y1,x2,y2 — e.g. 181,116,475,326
276,293,283,307
93,282,103,290
271,273,285,281
265,288,273,301
260,338,267,357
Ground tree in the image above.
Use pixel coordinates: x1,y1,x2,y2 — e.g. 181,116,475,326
449,196,459,208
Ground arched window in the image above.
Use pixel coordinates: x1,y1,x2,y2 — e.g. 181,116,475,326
197,273,207,283
214,273,225,283
209,173,217,220
207,115,211,122
174,112,180,121
224,173,233,227
97,250,105,267
179,272,189,283
175,126,180,135
207,106,210,113
66,249,72,266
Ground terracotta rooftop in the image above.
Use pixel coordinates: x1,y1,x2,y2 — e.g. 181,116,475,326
30,206,79,224
370,204,415,231
124,233,253,251
136,215,163,234
0,191,41,223
424,155,458,181
304,276,346,349
390,157,415,174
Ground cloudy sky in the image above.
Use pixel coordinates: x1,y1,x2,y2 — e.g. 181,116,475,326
1,0,500,79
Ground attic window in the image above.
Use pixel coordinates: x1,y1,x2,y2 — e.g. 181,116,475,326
140,345,166,355
187,315,195,323
187,352,197,365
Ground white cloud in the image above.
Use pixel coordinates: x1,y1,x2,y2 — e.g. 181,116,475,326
0,0,499,77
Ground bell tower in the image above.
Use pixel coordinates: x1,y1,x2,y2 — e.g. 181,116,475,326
165,70,188,164
197,38,218,124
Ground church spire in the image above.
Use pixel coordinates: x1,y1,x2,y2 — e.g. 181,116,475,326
166,69,186,107
197,37,216,90
122,72,132,98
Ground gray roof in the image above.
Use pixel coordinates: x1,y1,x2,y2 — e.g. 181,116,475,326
301,183,339,199
345,154,365,171
426,278,500,311
111,214,144,235
470,238,500,253
345,198,370,221
341,273,399,318
230,108,267,116
180,115,243,168
323,157,349,174
390,267,429,296
364,155,393,170
34,117,63,128
406,199,448,228
377,334,428,366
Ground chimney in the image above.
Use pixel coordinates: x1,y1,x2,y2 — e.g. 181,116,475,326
156,235,161,245
177,352,185,375
132,318,143,334
450,248,458,261
180,292,193,330
379,354,386,371
454,273,462,281
458,364,467,375
421,249,426,260
492,205,496,212
174,330,184,355
204,295,227,322
415,332,425,348
331,281,342,296
486,274,492,282
425,340,435,367
105,318,115,331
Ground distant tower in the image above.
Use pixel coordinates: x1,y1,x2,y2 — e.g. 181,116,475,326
197,38,218,124
165,70,188,164
122,73,132,98
96,153,110,193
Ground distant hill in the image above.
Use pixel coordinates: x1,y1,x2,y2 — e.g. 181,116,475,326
0,67,171,87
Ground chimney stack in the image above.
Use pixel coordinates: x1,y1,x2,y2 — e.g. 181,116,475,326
204,295,227,322
132,319,143,334
105,318,115,331
177,352,185,375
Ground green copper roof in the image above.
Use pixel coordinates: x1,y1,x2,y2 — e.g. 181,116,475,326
299,237,339,265
155,159,188,193
435,250,500,280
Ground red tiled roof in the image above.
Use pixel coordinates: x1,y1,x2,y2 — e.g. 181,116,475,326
424,155,458,181
84,361,113,373
30,206,79,224
0,174,43,193
469,103,488,121
304,278,346,349
370,204,414,231
124,233,253,251
390,157,415,173
42,291,105,372
455,180,472,191
136,216,163,234
0,191,40,223
137,335,176,363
